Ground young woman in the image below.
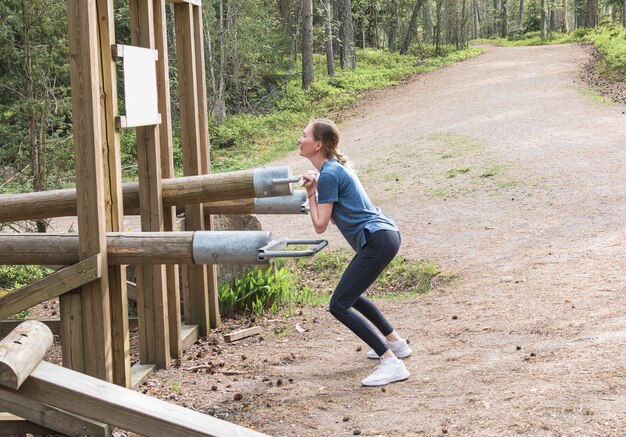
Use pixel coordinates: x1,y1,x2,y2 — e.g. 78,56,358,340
298,118,411,387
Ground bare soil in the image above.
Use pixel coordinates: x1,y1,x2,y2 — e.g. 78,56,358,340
41,44,626,436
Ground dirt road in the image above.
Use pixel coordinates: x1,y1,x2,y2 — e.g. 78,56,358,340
246,43,626,436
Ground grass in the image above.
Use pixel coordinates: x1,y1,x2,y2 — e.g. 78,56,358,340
577,88,616,105
475,25,626,74
283,249,450,305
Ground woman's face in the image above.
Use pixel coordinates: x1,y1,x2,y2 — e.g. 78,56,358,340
298,123,321,158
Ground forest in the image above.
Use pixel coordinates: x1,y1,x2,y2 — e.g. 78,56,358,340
0,0,624,207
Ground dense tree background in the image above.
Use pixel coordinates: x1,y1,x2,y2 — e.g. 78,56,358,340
0,0,624,193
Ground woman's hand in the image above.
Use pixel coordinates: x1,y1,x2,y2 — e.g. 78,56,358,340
299,170,319,190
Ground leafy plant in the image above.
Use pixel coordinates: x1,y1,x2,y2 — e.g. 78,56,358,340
218,265,296,317
0,264,53,318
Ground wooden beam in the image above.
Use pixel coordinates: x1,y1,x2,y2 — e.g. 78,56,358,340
223,326,262,343
64,0,112,381
0,396,110,437
174,2,210,336
154,0,182,360
0,321,53,390
0,412,62,437
130,0,170,371
0,255,102,321
192,4,220,330
12,361,269,437
1,318,139,340
95,0,131,388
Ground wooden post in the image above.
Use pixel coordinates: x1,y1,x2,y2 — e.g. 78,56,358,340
64,0,112,382
129,0,170,370
154,0,182,359
174,2,210,336
192,4,221,329
96,0,131,388
0,321,53,390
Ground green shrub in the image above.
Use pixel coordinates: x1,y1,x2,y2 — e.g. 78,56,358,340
0,265,52,318
218,265,296,317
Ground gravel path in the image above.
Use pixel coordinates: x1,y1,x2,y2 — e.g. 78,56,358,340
247,43,626,435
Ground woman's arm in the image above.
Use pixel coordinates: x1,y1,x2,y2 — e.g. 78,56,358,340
301,173,333,234
307,191,333,233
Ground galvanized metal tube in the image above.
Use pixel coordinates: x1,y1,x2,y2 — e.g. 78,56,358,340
252,166,293,198
192,231,273,265
253,190,308,214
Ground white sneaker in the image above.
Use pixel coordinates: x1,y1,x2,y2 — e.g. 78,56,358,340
361,356,410,386
366,338,412,359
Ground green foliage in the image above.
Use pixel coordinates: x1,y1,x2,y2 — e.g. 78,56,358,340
218,265,299,317
585,25,626,72
0,0,72,190
0,264,52,318
210,46,483,173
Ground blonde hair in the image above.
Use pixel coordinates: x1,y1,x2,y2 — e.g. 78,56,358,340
311,118,349,166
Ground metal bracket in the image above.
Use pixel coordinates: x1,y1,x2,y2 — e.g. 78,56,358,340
257,239,328,262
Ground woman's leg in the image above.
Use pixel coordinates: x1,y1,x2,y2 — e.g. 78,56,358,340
329,230,400,357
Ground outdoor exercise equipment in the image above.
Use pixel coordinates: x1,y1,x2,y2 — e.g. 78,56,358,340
0,166,297,222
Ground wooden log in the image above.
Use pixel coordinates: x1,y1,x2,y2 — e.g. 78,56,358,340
0,170,259,222
223,326,262,343
0,395,110,437
0,254,102,321
0,232,194,266
15,361,269,437
0,320,53,390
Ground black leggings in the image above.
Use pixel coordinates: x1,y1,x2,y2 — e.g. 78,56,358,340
329,229,401,357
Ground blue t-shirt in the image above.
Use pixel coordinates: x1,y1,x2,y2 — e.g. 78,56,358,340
317,159,398,252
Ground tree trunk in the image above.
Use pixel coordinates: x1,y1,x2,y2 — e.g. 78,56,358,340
302,0,314,89
216,0,226,124
584,0,598,27
435,0,443,55
337,0,356,69
322,0,335,76
518,0,525,31
623,0,626,27
21,0,47,233
541,0,547,39
387,0,399,50
493,0,499,35
423,0,433,43
203,7,219,124
501,0,508,37
472,0,479,39
400,0,427,54
561,0,569,31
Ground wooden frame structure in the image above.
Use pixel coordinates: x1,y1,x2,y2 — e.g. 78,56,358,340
0,1,317,433
0,0,298,388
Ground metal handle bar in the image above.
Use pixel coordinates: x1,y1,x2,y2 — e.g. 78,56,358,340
272,176,305,187
257,238,328,261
